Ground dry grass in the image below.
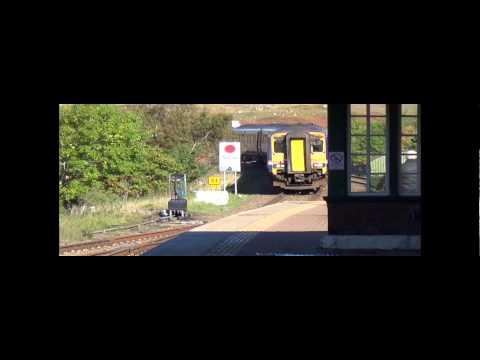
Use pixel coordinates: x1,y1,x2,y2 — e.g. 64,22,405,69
60,184,251,246
59,195,170,245
200,104,328,122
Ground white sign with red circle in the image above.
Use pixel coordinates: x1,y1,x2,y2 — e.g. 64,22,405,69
219,142,241,172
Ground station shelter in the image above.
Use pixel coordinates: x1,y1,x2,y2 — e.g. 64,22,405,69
327,104,421,236
233,104,422,240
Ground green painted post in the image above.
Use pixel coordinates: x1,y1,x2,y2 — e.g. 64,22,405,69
327,104,348,198
388,104,400,196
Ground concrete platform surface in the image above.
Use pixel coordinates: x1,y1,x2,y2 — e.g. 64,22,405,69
144,201,328,256
143,200,420,256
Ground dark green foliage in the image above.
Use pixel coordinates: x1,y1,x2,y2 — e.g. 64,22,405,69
60,104,232,207
170,144,208,180
60,105,179,206
134,105,232,150
134,104,232,179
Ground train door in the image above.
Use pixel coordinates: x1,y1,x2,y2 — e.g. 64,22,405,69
290,139,306,172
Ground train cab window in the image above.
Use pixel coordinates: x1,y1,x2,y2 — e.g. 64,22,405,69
400,104,420,195
311,138,324,153
274,137,286,153
348,104,389,195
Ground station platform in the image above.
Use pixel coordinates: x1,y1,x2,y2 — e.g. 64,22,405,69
144,200,420,256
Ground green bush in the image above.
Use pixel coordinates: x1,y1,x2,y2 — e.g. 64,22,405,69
60,104,232,207
60,105,179,205
80,189,121,206
170,143,208,182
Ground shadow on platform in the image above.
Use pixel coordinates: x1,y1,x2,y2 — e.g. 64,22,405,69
143,230,420,256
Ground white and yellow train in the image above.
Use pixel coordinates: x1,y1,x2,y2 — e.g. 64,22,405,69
235,124,328,192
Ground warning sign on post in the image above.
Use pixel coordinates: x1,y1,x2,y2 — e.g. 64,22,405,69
328,152,345,170
219,142,241,172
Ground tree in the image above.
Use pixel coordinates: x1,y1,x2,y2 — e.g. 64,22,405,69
59,104,178,205
134,104,233,180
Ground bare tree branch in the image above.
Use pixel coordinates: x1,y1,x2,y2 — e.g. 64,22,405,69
191,130,212,153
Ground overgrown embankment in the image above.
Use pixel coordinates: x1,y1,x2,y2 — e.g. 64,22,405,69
59,193,253,245
60,104,237,207
59,104,246,244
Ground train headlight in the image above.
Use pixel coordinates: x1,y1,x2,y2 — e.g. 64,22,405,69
313,163,324,169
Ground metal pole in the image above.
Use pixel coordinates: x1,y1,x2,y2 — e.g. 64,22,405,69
184,174,187,198
223,171,226,192
234,171,238,195
168,175,171,199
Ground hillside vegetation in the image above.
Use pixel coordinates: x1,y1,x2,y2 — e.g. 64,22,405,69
59,104,235,208
199,104,328,124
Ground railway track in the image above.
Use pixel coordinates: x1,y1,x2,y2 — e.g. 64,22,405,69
60,176,326,256
60,222,203,256
280,191,325,202
272,183,327,203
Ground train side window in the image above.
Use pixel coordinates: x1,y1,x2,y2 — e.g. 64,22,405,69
348,104,389,195
400,104,420,195
274,137,286,153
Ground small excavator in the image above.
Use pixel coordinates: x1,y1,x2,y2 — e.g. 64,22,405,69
160,173,188,219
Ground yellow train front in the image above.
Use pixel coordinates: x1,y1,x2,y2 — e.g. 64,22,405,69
268,126,327,192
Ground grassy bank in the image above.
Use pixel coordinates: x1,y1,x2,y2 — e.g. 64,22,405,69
189,193,251,216
59,195,169,245
60,192,252,245
200,104,327,122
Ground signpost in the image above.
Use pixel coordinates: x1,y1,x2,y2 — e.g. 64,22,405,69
219,142,241,195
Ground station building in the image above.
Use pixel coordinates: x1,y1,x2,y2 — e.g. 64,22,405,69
327,104,421,236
